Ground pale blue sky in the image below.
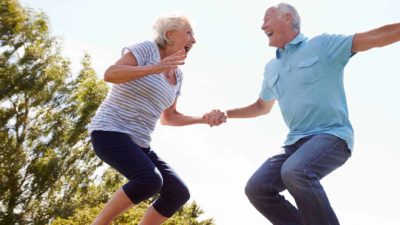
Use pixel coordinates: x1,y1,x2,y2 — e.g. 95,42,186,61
20,0,400,224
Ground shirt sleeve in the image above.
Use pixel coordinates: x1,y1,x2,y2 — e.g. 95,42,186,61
321,33,355,68
122,41,153,66
259,64,275,101
175,68,183,97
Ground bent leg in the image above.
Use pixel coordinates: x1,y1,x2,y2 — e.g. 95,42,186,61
145,149,190,219
91,188,133,225
281,134,351,225
245,153,303,225
90,131,163,225
139,206,168,225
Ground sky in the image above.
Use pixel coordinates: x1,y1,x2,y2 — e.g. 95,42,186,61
19,0,400,224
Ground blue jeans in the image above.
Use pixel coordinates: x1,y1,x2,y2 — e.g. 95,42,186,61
245,134,351,225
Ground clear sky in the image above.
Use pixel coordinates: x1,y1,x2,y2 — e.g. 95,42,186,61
20,0,400,224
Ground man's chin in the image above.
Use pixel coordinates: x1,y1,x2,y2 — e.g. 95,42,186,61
268,40,279,48
268,41,274,47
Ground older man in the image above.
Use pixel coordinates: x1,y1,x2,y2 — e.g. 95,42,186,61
222,2,400,225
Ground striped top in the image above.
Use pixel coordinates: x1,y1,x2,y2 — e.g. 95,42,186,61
88,41,183,148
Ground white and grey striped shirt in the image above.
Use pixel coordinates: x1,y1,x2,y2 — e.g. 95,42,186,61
88,41,183,148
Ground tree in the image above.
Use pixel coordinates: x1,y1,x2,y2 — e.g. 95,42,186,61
51,170,215,225
1,0,108,224
52,200,215,225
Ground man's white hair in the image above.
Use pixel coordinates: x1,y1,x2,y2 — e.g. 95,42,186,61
276,3,301,32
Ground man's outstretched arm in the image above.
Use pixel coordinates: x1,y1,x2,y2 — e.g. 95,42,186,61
352,23,400,53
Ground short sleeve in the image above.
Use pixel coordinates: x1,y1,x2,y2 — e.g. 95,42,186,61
259,64,275,101
320,33,355,68
122,41,154,66
175,68,184,97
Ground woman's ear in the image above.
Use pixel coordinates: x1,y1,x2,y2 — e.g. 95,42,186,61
166,30,175,44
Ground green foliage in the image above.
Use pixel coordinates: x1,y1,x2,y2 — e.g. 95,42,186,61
1,0,108,224
164,202,215,225
52,195,215,225
50,170,215,225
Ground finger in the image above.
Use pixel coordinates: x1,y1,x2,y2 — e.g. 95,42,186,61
212,115,219,125
164,56,186,63
164,52,187,61
170,49,186,56
162,59,185,66
219,115,226,123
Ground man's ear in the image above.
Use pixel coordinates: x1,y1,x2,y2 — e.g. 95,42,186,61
283,13,293,25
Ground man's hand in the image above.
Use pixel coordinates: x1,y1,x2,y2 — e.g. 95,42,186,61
203,109,227,127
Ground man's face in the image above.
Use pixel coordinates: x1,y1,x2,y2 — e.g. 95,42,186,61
261,7,290,48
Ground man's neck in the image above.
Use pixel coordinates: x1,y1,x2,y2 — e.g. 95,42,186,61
280,31,300,50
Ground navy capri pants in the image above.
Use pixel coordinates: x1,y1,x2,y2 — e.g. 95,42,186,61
90,130,190,217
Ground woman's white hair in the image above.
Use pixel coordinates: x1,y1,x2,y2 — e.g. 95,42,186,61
153,13,191,48
276,3,301,32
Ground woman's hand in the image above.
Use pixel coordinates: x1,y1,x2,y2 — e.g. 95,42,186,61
203,109,227,127
157,49,187,72
104,50,187,84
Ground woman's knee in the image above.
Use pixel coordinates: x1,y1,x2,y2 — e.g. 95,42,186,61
169,181,191,205
177,184,191,205
153,182,190,218
144,173,164,193
123,171,164,202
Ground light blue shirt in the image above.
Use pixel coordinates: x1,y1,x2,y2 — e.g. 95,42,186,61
260,33,355,150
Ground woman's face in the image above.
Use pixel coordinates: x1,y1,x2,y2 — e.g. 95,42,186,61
167,23,196,55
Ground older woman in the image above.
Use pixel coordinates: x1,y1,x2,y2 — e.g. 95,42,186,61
88,14,225,225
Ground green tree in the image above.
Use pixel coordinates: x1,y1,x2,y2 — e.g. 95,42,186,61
51,170,215,225
52,200,215,225
1,0,108,224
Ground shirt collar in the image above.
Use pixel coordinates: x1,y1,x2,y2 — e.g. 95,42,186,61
276,33,307,58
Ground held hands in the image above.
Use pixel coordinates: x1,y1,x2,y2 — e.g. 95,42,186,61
203,109,227,127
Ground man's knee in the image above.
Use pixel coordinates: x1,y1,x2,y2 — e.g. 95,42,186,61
281,164,312,190
245,175,263,200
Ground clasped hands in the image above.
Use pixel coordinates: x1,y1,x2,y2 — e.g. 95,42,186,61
203,109,227,127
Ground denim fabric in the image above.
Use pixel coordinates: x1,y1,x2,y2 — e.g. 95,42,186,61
245,134,351,225
91,130,190,217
